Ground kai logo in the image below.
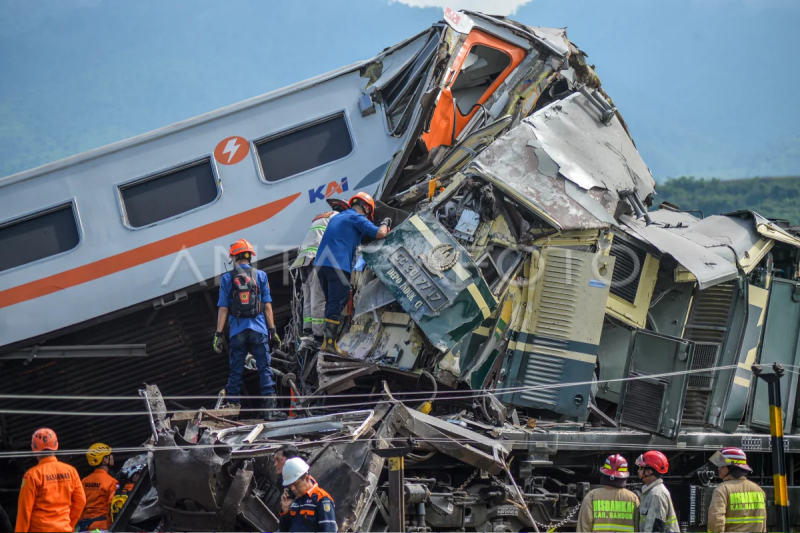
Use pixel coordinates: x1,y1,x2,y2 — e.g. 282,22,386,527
309,178,348,203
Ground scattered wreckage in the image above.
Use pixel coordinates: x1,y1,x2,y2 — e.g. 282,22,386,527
6,7,800,533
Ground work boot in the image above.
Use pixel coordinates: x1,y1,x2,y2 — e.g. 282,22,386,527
262,395,277,422
321,320,348,357
218,401,241,421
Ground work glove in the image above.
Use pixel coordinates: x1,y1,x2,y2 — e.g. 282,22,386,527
380,217,392,228
268,327,282,352
213,332,225,354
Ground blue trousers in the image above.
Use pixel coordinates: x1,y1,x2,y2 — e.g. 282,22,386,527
316,266,351,321
226,329,275,401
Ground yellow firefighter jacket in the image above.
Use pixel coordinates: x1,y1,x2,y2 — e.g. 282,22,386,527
707,476,766,532
577,485,640,532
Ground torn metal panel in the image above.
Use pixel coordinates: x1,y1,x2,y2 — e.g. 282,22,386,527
362,212,497,352
621,215,739,289
526,92,655,196
471,120,617,230
726,210,800,248
364,30,431,89
527,26,571,57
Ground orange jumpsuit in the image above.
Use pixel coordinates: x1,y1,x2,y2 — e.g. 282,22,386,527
15,456,86,533
80,468,119,530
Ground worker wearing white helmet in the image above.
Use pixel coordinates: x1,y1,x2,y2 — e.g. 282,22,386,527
279,457,337,532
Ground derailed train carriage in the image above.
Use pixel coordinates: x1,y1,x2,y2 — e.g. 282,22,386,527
4,8,800,533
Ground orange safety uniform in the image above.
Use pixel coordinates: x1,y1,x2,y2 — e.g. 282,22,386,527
80,468,119,530
15,456,86,533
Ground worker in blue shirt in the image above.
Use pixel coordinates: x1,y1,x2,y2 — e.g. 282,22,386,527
279,458,337,532
213,239,282,421
314,192,390,356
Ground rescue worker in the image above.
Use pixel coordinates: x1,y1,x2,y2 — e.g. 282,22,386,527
290,200,347,341
213,239,282,421
77,443,118,531
274,444,302,487
279,457,337,532
707,447,766,532
577,454,639,533
15,428,86,533
636,451,678,532
314,192,390,356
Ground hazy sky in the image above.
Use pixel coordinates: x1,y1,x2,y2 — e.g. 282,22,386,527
1,0,798,180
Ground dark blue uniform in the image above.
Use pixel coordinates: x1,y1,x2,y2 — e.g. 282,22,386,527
279,481,337,532
314,208,380,321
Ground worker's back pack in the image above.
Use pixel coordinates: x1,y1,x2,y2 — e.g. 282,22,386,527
229,267,262,318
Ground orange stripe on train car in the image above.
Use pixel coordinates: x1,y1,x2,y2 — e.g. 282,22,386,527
0,193,301,309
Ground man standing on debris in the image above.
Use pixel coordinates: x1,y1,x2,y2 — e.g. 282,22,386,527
314,192,390,356
577,454,639,533
213,239,282,421
706,447,766,532
636,451,678,532
279,457,337,532
77,443,118,531
15,428,86,533
290,200,347,342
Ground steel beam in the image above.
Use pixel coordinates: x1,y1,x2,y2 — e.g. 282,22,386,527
0,344,147,359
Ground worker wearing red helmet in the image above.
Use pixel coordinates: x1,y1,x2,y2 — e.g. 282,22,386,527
314,192,390,355
636,451,678,532
15,428,86,533
213,238,281,421
707,447,766,532
577,454,639,533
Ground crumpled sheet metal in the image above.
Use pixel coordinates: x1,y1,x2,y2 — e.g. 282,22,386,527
621,215,739,290
364,30,430,90
526,92,655,196
725,210,800,248
527,26,571,57
471,120,618,230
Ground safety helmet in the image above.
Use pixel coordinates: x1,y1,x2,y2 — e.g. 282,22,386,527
636,450,669,475
709,447,752,473
326,198,349,213
282,457,310,486
349,192,376,220
87,442,113,466
600,454,630,479
229,239,256,261
31,428,58,452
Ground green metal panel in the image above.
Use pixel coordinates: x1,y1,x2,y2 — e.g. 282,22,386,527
362,212,497,352
748,278,800,433
617,330,693,438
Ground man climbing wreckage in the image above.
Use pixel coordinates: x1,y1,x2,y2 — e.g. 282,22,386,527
19,8,800,533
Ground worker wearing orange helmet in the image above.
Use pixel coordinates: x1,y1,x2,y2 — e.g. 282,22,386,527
77,443,118,531
636,451,678,532
314,192,390,355
213,238,281,421
576,454,639,533
15,428,86,533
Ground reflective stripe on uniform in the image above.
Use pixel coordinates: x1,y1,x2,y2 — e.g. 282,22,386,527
594,524,634,532
726,516,765,523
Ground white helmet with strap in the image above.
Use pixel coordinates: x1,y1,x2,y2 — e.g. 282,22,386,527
282,457,310,486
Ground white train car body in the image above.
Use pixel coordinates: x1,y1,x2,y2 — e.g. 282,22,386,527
0,34,432,348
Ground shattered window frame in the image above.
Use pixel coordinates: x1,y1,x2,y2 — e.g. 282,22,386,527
117,157,221,230
0,200,82,273
380,30,441,136
451,43,513,116
253,111,355,184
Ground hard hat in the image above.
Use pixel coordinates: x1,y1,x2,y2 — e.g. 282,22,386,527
349,192,376,220
282,457,310,486
600,454,630,479
31,428,58,452
229,239,256,260
709,447,752,473
636,451,669,474
87,442,113,466
326,198,349,213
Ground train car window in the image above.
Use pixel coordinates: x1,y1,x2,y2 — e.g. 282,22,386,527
256,113,352,182
0,203,80,272
120,159,218,228
453,45,511,115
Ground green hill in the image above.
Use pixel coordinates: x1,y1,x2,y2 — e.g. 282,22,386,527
654,176,800,226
